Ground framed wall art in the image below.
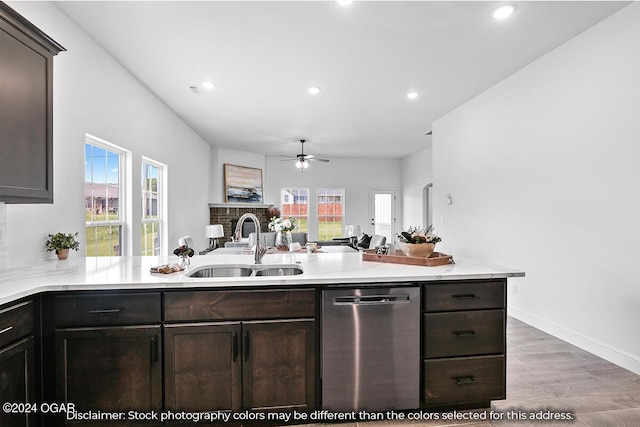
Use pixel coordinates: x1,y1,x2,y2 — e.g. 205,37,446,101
223,163,263,203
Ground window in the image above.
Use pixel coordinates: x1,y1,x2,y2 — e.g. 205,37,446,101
317,188,345,240
85,136,126,256
280,188,309,233
141,158,164,256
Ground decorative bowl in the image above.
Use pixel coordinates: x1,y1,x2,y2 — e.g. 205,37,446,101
399,242,436,258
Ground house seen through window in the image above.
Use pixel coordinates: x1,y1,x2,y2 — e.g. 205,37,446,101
85,137,125,256
281,188,309,233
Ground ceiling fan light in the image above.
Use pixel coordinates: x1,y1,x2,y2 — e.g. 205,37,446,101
303,160,309,169
295,159,304,168
308,86,321,95
201,81,215,90
406,91,419,99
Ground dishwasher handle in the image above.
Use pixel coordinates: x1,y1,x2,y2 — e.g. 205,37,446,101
333,294,411,306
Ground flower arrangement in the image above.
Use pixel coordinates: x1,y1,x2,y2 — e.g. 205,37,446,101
268,216,297,233
46,232,80,253
397,225,442,245
173,245,195,258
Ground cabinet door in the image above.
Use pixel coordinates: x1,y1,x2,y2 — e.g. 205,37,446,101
0,4,62,204
55,326,161,425
242,319,316,412
0,337,35,427
164,322,242,413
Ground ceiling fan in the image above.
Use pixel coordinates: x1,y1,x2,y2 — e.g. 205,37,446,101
280,139,329,170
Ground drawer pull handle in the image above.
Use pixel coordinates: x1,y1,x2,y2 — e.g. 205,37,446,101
455,376,478,385
88,309,121,314
0,326,13,335
455,330,477,338
453,294,479,300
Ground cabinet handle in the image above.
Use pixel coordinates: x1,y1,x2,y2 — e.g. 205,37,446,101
453,294,479,300
455,330,477,338
454,376,478,385
151,335,159,364
0,326,13,335
88,309,121,314
244,332,250,362
232,332,238,362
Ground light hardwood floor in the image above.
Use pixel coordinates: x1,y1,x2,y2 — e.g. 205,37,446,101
312,316,640,427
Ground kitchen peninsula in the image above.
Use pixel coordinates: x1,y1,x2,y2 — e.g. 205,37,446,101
0,252,523,426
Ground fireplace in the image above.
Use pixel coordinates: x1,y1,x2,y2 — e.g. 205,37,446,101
209,203,270,244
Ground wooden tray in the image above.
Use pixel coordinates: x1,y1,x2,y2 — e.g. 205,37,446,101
362,250,454,266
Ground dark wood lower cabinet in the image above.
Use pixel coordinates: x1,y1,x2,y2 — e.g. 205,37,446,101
242,320,316,412
54,326,162,425
164,319,316,417
164,322,242,413
0,337,35,427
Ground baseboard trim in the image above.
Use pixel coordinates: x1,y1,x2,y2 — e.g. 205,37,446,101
508,305,640,375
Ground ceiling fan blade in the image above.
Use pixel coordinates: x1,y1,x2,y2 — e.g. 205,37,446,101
302,154,315,159
308,157,330,163
279,158,298,162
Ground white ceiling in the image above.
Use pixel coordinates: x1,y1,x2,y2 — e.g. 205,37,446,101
55,1,628,160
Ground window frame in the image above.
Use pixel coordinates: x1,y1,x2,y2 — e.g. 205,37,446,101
316,188,345,241
84,134,128,257
141,157,166,256
280,188,309,233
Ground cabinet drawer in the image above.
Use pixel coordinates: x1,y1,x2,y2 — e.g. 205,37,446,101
54,293,161,327
423,355,505,406
424,280,505,312
424,310,504,358
165,289,316,321
0,300,33,347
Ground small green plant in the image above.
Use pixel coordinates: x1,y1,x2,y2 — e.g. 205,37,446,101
46,232,80,252
397,225,442,244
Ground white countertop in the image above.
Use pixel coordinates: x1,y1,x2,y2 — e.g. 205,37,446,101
0,252,524,306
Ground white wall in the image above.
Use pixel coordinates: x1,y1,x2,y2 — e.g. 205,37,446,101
1,1,211,265
401,145,432,230
265,157,402,241
431,3,640,373
209,146,266,203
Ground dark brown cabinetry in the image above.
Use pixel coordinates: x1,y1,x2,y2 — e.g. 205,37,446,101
164,289,317,414
52,293,162,425
0,3,65,203
0,300,36,427
422,280,506,408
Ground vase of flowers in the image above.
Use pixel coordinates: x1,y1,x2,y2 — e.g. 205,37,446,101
173,244,194,267
46,232,80,260
397,226,442,258
268,216,297,251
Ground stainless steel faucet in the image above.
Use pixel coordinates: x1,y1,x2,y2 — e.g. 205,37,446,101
234,213,267,264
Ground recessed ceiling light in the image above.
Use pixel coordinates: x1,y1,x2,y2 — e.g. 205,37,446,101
201,81,215,90
308,87,321,95
336,0,354,5
406,92,419,100
492,5,514,20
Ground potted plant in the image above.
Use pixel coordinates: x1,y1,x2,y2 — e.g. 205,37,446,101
46,232,80,260
397,226,442,258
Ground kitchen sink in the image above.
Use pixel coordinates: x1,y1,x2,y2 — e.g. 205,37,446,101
186,264,303,278
187,265,253,277
253,265,304,276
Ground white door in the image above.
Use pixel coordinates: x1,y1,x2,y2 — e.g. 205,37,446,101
370,189,396,243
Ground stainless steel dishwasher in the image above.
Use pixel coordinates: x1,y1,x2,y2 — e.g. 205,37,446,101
322,286,420,411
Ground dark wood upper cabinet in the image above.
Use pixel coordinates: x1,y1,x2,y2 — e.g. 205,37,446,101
0,2,65,203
